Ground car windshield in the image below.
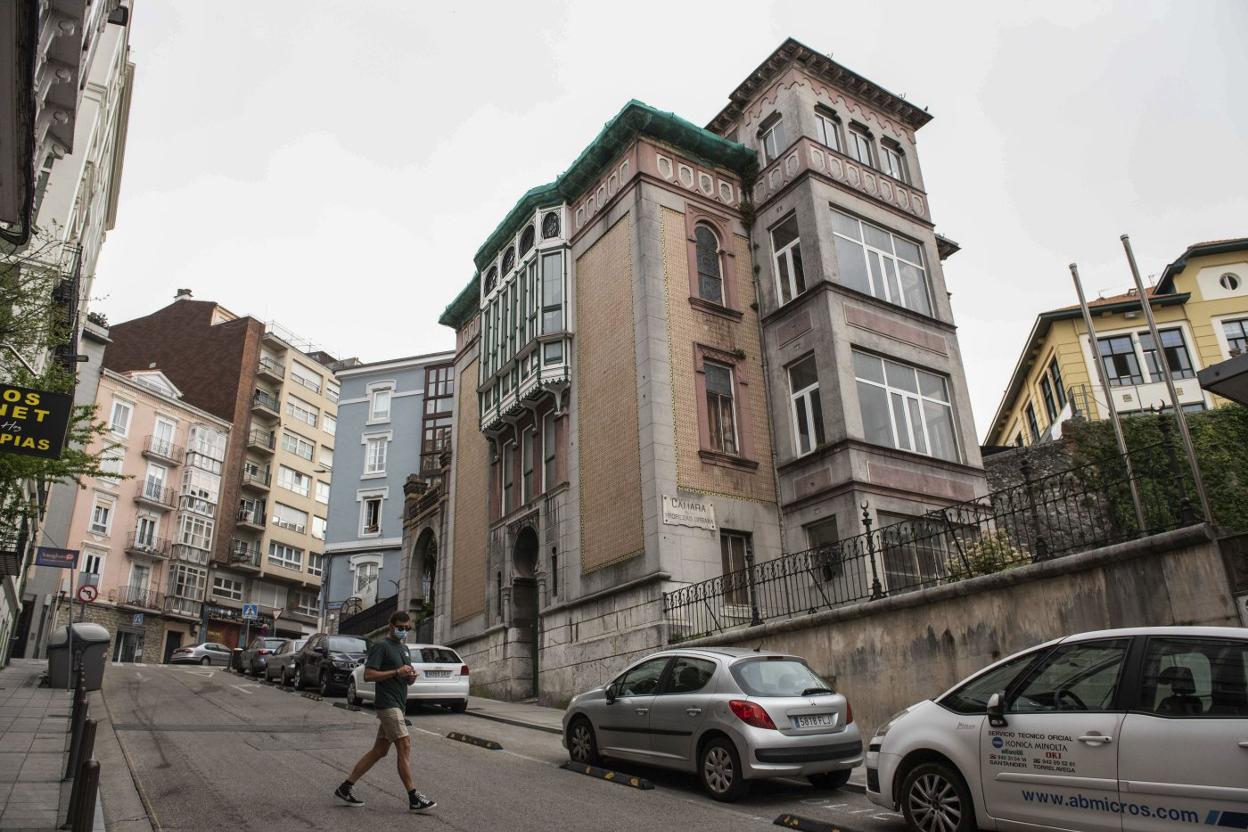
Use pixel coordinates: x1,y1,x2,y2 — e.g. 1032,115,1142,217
415,648,460,664
262,639,284,649
328,637,367,653
731,658,833,697
292,639,307,651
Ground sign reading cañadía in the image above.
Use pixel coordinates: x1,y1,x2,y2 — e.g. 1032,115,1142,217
0,383,73,459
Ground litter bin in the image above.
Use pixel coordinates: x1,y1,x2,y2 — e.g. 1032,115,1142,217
47,623,111,690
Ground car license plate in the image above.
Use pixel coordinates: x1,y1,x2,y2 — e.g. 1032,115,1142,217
424,670,451,678
794,713,836,729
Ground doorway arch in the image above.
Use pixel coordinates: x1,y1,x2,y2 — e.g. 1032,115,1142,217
512,526,540,697
411,528,437,641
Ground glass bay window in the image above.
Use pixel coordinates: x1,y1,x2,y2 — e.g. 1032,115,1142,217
831,209,932,316
853,351,958,462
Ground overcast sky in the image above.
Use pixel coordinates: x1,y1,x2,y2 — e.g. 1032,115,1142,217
93,0,1248,440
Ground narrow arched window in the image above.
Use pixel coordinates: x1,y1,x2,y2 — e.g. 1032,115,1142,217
502,247,515,274
484,267,498,294
518,225,535,257
695,223,723,305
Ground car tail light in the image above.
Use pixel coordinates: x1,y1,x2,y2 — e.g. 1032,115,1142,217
460,666,469,676
846,700,854,724
728,699,777,730
258,649,272,656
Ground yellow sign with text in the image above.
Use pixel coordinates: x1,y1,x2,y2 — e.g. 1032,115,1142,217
0,383,73,460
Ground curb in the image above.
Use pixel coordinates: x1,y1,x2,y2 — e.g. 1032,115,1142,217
463,709,562,736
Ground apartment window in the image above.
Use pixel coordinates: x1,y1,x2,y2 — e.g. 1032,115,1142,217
292,590,319,617
99,451,124,483
316,446,332,471
364,436,387,475
521,429,534,505
694,223,724,305
369,387,392,422
323,413,336,436
830,209,932,316
276,465,310,497
307,552,323,578
286,395,318,427
771,215,806,305
238,496,264,524
788,355,825,456
135,515,158,547
188,425,227,460
1097,335,1144,386
1140,328,1195,381
704,362,739,455
267,541,304,571
878,511,947,591
89,499,113,535
355,561,379,597
847,123,874,166
109,399,133,437
1224,319,1248,356
272,503,308,534
1049,358,1067,407
141,462,167,499
1026,403,1041,444
82,550,104,577
281,430,314,461
541,252,564,333
542,412,557,492
501,440,514,515
315,481,330,505
814,108,841,152
361,497,382,535
880,140,909,183
806,517,842,579
1040,377,1058,422
325,380,340,403
212,575,243,602
853,351,958,462
152,417,177,456
178,513,214,550
720,531,750,605
182,467,221,506
312,515,326,541
169,564,206,600
759,116,786,165
289,361,322,394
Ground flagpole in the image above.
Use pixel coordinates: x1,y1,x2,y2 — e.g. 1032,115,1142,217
1119,235,1213,525
1069,263,1147,532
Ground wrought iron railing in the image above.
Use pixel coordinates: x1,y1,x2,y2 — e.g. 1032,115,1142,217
257,357,285,378
144,435,185,462
664,435,1203,644
247,429,275,450
230,538,262,567
164,595,202,618
111,586,164,609
125,534,171,558
135,479,177,508
252,390,280,413
241,465,271,488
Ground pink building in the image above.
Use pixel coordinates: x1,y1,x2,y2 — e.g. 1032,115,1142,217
54,368,231,663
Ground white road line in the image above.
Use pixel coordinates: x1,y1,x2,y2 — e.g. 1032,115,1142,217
499,748,548,765
135,672,146,682
230,684,255,695
134,663,146,668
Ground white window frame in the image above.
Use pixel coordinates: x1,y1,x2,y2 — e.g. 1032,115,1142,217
771,214,806,306
109,398,134,438
759,117,785,165
814,109,841,153
280,430,314,461
317,445,333,470
89,497,114,536
141,462,167,499
177,513,214,550
368,384,394,424
82,548,105,577
212,575,243,601
830,208,933,315
312,515,326,541
271,502,308,534
847,124,874,166
880,141,909,183
788,355,824,457
323,412,336,437
358,489,386,537
286,395,318,428
99,449,124,484
152,416,177,455
363,432,390,477
276,465,310,497
134,514,159,547
315,480,330,505
267,541,304,571
289,361,322,395
325,381,340,404
307,552,324,578
853,351,959,462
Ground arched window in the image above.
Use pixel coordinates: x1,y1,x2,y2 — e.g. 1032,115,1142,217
542,212,560,239
695,223,723,304
518,225,535,257
502,247,515,274
484,267,498,294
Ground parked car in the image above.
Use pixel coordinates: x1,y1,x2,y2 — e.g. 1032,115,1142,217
294,633,369,695
264,638,308,684
562,648,861,802
169,642,233,666
240,636,287,676
866,626,1248,832
346,643,469,713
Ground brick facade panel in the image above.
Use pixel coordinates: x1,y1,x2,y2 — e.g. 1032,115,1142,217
452,357,488,622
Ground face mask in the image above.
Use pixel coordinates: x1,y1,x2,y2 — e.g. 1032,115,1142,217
392,628,410,640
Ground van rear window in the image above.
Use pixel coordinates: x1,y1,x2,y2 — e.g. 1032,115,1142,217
416,648,461,664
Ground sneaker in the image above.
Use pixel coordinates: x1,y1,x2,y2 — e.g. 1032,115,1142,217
408,791,436,813
334,783,364,807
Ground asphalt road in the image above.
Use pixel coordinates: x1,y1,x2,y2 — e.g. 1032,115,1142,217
102,663,908,832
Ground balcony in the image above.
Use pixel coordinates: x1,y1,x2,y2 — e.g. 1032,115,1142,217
247,429,276,455
125,534,171,560
163,595,202,620
282,607,319,625
236,506,265,531
251,390,280,417
229,539,262,570
171,544,210,566
110,586,164,611
143,435,185,465
134,479,177,511
241,465,271,492
257,357,285,383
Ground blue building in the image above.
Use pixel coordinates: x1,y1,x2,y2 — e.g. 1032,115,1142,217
323,352,455,629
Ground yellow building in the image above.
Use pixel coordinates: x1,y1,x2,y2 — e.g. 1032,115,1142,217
985,238,1248,447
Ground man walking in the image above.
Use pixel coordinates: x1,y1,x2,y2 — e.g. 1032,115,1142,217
334,611,437,812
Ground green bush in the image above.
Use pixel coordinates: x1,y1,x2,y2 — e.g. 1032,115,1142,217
947,529,1026,580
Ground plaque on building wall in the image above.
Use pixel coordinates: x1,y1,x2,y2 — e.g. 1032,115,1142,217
662,495,717,531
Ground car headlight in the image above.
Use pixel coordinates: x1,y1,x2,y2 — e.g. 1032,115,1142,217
873,706,914,739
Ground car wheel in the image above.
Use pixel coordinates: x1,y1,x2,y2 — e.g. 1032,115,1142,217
347,680,361,707
200,657,211,666
319,671,332,697
809,769,853,790
449,699,467,714
566,717,600,766
900,761,975,832
699,737,748,802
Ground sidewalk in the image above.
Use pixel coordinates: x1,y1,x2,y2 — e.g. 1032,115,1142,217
463,695,869,791
0,659,73,831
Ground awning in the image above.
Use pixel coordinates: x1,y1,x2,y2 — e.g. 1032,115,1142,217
1198,353,1248,406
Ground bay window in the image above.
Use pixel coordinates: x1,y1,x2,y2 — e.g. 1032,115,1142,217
759,116,785,165
178,513,214,550
788,355,824,456
541,252,564,334
830,209,932,316
853,351,958,461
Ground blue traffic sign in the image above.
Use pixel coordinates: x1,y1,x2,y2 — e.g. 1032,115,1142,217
241,603,259,620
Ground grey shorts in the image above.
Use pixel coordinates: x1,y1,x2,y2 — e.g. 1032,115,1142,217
376,707,409,742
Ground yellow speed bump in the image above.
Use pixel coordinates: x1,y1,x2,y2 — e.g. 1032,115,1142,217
773,814,842,832
559,762,653,790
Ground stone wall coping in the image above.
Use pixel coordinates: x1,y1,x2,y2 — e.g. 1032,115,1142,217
542,570,671,618
676,524,1216,649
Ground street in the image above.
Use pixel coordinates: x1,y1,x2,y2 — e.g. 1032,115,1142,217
102,663,906,832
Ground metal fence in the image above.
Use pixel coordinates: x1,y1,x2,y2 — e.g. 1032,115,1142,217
664,433,1202,644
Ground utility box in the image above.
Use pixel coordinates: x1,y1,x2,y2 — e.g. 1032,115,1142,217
47,623,111,690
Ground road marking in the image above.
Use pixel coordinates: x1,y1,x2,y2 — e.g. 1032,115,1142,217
180,669,215,678
230,685,255,695
500,748,549,765
135,672,146,682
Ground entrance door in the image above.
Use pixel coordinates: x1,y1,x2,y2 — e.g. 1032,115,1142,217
113,630,144,663
163,631,183,664
980,638,1129,832
512,526,540,698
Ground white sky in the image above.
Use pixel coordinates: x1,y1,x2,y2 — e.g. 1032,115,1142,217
93,0,1248,440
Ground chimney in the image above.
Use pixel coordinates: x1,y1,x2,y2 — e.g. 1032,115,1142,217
175,289,193,300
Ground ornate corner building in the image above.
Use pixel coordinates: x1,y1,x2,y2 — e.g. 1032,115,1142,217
433,38,987,703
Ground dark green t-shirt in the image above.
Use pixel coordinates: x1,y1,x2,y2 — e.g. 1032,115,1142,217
365,637,411,711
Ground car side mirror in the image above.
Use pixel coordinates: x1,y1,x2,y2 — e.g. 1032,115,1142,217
313,646,327,656
605,683,618,704
987,691,1008,727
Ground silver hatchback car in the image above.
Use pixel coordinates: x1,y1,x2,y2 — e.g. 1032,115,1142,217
562,648,862,801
